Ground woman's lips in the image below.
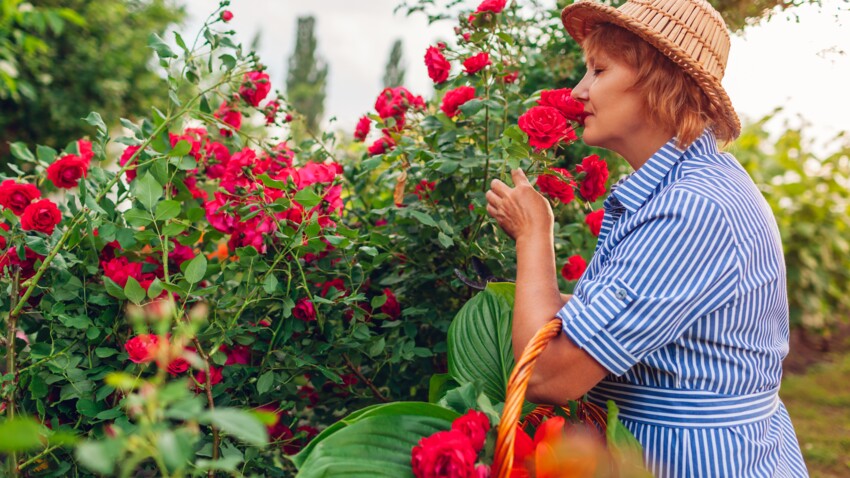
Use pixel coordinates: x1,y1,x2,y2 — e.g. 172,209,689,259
576,112,592,126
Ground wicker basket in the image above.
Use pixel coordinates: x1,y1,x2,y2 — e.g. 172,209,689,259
492,318,608,478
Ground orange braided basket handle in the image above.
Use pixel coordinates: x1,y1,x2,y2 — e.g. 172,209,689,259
492,318,563,478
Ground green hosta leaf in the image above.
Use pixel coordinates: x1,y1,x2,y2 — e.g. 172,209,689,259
133,173,163,211
200,409,268,447
606,401,643,455
447,282,515,404
155,200,181,221
124,277,146,305
184,254,207,284
291,402,458,472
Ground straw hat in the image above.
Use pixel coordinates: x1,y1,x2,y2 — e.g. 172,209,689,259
561,0,741,140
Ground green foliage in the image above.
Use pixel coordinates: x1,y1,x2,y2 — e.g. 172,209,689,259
286,16,328,136
0,0,182,163
383,38,406,88
730,112,850,330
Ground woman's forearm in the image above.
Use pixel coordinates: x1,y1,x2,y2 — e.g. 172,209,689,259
513,232,566,363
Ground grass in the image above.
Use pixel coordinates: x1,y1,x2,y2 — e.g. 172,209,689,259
782,352,850,477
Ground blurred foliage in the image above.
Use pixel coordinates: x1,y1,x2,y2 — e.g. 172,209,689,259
0,0,182,163
383,38,406,88
731,111,850,330
286,16,328,138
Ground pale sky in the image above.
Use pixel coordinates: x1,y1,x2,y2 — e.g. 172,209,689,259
180,0,850,152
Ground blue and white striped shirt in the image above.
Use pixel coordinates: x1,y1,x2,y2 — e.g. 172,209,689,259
556,130,809,477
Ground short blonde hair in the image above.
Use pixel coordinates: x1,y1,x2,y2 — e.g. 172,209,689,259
582,23,733,149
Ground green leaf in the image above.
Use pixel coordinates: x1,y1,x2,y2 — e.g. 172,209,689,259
37,145,57,164
294,188,322,209
292,404,458,475
184,254,207,284
0,417,44,452
447,282,516,404
133,173,163,211
428,373,455,404
148,32,177,59
155,200,181,221
606,400,643,455
103,277,127,300
83,112,107,133
124,277,146,305
147,277,164,299
437,232,453,249
24,236,49,255
10,142,36,163
169,140,192,157
458,99,485,117
409,210,438,228
76,440,120,475
201,409,268,447
76,399,101,417
95,347,118,358
257,371,275,395
124,208,152,227
263,274,279,294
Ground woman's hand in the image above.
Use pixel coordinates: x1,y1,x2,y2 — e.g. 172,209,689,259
485,168,554,242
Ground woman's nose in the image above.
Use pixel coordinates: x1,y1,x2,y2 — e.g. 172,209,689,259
571,75,590,101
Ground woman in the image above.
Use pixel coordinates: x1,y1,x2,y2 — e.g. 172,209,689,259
485,0,809,476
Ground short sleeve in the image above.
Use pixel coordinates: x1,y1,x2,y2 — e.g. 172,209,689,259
556,190,741,376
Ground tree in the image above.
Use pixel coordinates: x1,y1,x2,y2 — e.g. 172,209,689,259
383,38,406,88
286,16,328,136
0,0,182,163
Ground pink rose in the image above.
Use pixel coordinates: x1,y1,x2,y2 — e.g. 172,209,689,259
220,10,233,22
214,102,242,136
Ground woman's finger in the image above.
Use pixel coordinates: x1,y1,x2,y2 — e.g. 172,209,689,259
511,168,531,186
490,178,511,197
486,203,499,219
485,189,501,205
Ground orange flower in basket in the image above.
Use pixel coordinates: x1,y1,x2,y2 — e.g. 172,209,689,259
511,417,606,478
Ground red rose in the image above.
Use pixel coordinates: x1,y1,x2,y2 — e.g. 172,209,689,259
502,71,519,84
125,334,160,364
411,429,477,478
576,154,609,202
354,115,371,142
463,52,491,74
220,10,233,22
264,99,280,124
0,246,44,279
214,102,242,136
221,344,251,366
167,357,190,376
424,46,451,84
462,32,471,42
451,410,491,452
380,288,401,319
239,71,271,107
518,106,571,150
101,256,144,288
20,199,61,234
375,86,424,120
77,139,94,163
194,366,223,390
119,145,141,182
46,154,89,189
293,298,316,322
368,136,395,156
0,180,41,216
585,209,604,236
476,0,507,13
440,86,476,118
0,223,8,250
319,278,347,298
414,180,436,201
561,255,587,281
538,88,585,122
536,168,575,204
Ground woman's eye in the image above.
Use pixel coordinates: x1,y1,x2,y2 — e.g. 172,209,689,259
593,68,604,75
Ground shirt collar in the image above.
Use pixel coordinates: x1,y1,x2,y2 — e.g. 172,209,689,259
609,129,719,214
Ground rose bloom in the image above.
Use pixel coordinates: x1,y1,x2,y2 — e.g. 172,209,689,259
538,88,585,123
561,255,587,281
0,180,41,216
536,168,575,204
77,139,94,163
476,0,507,13
440,86,476,118
414,180,436,201
47,154,89,188
239,71,271,107
502,71,519,84
194,366,223,390
518,106,571,150
119,145,141,182
463,52,491,74
220,10,233,22
293,298,316,322
0,223,9,250
167,357,190,376
0,246,44,279
264,99,280,124
411,429,478,478
374,86,425,120
368,136,395,156
424,46,451,84
585,209,604,237
380,288,401,319
20,199,61,234
101,256,144,288
214,101,242,136
354,115,371,142
125,334,160,364
576,154,609,203
451,410,491,452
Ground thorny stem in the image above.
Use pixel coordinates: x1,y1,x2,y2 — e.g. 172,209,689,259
5,269,21,477
191,337,220,476
341,353,389,403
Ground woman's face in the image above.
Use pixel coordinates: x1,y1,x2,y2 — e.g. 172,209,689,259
570,51,646,152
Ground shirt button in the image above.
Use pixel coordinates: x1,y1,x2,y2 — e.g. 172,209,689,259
615,289,628,300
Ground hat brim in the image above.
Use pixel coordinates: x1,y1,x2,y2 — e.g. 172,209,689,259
561,2,741,141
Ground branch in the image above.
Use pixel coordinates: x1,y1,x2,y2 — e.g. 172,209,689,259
341,353,389,403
